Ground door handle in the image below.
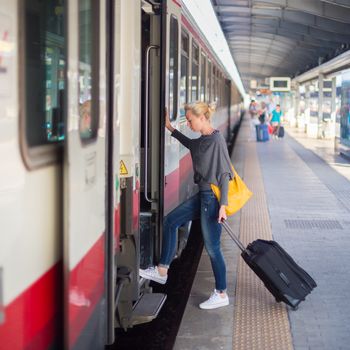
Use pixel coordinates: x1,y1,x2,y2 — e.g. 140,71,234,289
144,45,159,203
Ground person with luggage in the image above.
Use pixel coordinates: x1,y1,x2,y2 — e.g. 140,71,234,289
249,100,260,141
256,102,270,142
269,104,283,139
140,102,233,310
249,99,258,118
258,101,268,124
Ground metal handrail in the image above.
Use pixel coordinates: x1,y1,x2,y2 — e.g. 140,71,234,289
144,45,159,203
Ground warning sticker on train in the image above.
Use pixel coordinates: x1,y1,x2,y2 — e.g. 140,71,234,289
120,160,128,175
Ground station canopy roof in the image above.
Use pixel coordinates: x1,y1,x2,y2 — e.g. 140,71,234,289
211,0,350,91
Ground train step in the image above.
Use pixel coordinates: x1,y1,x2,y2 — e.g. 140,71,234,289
132,292,167,325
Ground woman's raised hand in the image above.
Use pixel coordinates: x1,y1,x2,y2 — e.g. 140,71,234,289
165,107,175,133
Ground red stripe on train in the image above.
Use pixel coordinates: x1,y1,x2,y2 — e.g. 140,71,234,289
172,0,181,7
164,152,193,213
164,168,180,213
180,152,192,180
68,234,105,348
0,262,62,350
133,185,140,232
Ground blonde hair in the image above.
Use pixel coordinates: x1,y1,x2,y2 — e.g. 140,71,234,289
184,101,216,121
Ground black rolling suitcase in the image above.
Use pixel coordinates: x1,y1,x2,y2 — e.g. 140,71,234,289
222,220,316,309
278,125,285,138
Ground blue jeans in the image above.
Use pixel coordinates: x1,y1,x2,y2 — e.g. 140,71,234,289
159,190,227,291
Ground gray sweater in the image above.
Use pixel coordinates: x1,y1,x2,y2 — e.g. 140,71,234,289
171,129,233,206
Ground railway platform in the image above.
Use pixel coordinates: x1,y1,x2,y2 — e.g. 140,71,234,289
174,116,350,350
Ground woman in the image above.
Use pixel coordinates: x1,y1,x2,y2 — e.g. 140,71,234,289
140,102,233,310
270,104,283,138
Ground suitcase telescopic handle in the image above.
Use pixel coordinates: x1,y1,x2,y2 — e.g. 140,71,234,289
221,220,246,252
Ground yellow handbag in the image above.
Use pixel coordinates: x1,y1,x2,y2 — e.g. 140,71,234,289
211,166,253,216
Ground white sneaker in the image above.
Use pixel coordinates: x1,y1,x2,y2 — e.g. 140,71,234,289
139,266,167,285
199,290,229,310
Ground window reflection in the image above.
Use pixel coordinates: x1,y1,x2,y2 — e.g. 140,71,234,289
191,42,199,102
200,52,206,101
180,32,189,117
79,100,92,139
169,16,179,121
25,0,66,147
340,71,350,145
79,0,97,141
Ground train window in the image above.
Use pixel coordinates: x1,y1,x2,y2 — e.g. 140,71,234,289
169,15,179,121
200,52,206,101
191,41,199,102
215,69,220,106
24,0,66,148
180,31,189,116
79,0,99,141
219,72,223,107
217,71,221,107
213,66,217,104
208,60,212,102
309,82,319,118
323,80,333,90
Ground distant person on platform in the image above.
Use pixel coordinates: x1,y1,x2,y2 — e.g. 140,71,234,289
270,104,283,139
258,101,268,124
249,99,258,118
249,99,259,141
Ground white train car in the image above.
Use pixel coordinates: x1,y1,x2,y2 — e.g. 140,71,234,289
0,0,244,349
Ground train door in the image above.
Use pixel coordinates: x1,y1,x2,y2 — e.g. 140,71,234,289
139,1,162,270
113,0,167,331
139,0,181,265
162,1,182,217
115,0,143,329
139,0,181,263
64,0,115,348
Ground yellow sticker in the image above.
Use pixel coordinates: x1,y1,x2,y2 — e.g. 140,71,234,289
120,160,128,175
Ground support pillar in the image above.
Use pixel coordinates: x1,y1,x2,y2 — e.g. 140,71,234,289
295,83,300,128
317,74,324,139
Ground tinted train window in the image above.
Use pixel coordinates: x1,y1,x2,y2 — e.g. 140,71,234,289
215,69,220,105
191,42,199,102
213,66,216,103
322,80,332,120
200,52,206,101
169,16,179,121
208,60,212,102
340,71,350,143
25,0,66,147
218,73,221,107
309,82,319,118
79,0,99,141
180,31,189,116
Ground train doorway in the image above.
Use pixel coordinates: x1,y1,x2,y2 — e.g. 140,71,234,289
140,1,162,269
139,0,181,269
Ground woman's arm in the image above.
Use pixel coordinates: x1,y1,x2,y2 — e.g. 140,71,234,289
219,173,230,206
165,108,191,149
217,173,230,223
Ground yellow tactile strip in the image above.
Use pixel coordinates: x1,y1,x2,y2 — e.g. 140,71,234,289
232,127,294,350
